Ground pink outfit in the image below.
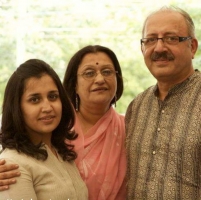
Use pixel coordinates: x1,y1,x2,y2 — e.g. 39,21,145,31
73,107,126,200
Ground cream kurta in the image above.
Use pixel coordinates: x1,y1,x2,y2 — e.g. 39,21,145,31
0,145,88,200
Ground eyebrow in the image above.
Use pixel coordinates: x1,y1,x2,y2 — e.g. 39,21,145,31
145,31,177,37
83,64,114,68
26,90,59,97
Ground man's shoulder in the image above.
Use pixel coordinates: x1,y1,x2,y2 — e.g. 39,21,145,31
131,85,156,103
125,85,156,118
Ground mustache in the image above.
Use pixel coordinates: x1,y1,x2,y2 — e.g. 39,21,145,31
151,52,175,61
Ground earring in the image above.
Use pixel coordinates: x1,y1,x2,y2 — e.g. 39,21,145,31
114,94,117,107
75,94,79,111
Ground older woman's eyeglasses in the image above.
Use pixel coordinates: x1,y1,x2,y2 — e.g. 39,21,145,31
77,69,118,80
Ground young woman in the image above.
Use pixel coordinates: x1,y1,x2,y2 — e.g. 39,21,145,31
0,59,88,200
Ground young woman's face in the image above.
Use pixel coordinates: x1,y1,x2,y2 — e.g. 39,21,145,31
21,74,62,144
76,52,117,110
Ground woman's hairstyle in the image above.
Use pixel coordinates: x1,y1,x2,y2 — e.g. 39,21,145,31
63,45,124,110
0,59,77,161
142,6,195,38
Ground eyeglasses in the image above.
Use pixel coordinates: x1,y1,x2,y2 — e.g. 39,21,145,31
77,69,118,80
141,36,192,47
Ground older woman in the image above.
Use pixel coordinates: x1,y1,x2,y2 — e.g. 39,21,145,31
0,45,126,200
63,45,126,200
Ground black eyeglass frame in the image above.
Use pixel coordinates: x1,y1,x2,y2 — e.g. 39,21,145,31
140,36,192,46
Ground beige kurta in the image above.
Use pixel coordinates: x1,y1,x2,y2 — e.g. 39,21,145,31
0,145,88,200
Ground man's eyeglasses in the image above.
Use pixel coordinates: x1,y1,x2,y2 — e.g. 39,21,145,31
141,36,192,47
77,69,118,80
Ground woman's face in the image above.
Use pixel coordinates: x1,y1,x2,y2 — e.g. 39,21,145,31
76,52,117,110
21,74,62,144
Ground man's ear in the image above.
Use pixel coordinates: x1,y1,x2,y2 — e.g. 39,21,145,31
191,38,198,59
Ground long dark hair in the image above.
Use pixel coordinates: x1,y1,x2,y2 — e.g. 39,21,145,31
63,45,124,109
0,59,77,161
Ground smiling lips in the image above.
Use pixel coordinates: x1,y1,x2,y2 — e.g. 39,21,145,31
91,87,108,92
39,115,55,122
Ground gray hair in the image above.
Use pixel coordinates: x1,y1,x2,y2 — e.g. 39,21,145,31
142,6,195,38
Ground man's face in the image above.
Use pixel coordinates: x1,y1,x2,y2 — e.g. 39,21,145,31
141,11,198,85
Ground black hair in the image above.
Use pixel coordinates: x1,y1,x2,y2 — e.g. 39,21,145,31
63,45,124,109
0,59,77,161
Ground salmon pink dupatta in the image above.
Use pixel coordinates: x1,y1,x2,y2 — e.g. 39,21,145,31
73,107,126,200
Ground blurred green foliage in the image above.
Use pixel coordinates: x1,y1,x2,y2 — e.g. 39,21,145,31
0,0,201,114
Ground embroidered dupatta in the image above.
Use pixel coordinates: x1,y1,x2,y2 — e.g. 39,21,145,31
73,107,126,200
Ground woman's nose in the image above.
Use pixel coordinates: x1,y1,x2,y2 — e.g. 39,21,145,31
41,100,52,112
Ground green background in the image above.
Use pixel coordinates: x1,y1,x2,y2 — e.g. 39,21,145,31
0,0,200,114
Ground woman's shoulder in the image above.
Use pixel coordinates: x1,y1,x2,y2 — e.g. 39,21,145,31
1,148,21,157
0,148,37,166
112,108,125,120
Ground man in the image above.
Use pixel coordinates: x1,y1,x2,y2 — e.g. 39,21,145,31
125,6,199,199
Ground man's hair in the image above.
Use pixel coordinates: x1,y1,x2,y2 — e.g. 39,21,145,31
142,6,195,38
